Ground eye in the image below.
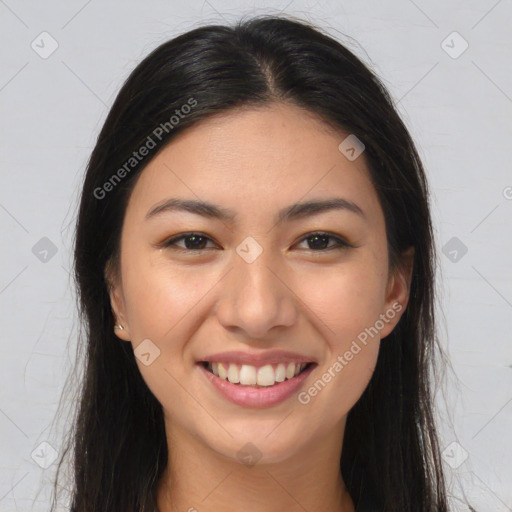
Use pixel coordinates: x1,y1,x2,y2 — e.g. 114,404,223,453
294,231,352,251
160,231,351,253
161,232,217,252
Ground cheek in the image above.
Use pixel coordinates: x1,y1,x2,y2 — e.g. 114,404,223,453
296,324,380,438
121,251,210,341
298,281,381,424
292,261,383,413
298,257,387,343
317,342,379,417
120,254,206,412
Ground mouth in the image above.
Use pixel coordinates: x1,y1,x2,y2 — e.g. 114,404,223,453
198,360,316,388
197,359,318,408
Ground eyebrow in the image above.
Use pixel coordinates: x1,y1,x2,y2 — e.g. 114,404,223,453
145,197,366,224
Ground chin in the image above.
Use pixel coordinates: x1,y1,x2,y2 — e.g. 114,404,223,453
206,429,310,467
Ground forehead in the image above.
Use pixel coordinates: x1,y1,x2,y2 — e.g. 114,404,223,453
124,103,383,226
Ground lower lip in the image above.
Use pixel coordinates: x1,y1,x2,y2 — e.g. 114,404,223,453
197,363,316,408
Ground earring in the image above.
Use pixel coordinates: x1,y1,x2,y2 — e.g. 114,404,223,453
114,324,124,330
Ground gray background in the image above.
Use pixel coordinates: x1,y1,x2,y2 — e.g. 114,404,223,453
1,1,511,510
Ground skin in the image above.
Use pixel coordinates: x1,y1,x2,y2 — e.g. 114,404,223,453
106,102,414,512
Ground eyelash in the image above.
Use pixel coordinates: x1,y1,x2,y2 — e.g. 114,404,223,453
160,231,352,253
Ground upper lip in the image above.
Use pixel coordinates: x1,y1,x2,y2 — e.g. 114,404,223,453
198,350,317,366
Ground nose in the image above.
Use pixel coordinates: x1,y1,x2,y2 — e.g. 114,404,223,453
214,249,298,340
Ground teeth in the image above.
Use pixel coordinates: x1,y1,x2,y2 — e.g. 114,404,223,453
275,363,286,383
286,362,296,379
256,365,274,386
217,362,228,380
239,364,257,385
208,362,307,387
227,363,239,383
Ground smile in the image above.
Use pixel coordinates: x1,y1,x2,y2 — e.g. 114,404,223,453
197,361,317,408
201,361,313,387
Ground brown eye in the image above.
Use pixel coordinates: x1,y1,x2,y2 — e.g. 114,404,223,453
296,231,351,251
162,233,217,252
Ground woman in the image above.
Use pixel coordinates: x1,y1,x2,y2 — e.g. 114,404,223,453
52,15,450,511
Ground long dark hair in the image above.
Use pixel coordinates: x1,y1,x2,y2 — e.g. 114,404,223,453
51,14,450,511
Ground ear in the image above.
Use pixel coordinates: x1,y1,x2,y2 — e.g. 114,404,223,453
379,246,415,340
104,258,131,341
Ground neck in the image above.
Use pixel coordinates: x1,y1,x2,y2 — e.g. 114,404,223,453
156,416,355,512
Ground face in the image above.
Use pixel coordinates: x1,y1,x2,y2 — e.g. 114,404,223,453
107,102,413,465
